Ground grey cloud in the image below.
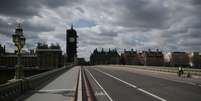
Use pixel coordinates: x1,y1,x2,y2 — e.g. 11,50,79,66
42,0,80,8
54,33,66,41
192,0,201,5
23,21,55,33
76,7,85,14
0,18,13,36
0,18,55,36
0,0,80,18
77,0,201,58
108,0,171,29
0,0,40,17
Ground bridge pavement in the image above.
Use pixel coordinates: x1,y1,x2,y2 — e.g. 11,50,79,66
18,66,80,101
85,66,201,101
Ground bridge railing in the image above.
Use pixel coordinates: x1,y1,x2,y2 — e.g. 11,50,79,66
102,65,201,76
0,64,74,101
124,65,201,76
0,80,22,101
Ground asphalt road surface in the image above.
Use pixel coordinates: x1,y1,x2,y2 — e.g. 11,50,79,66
85,66,201,101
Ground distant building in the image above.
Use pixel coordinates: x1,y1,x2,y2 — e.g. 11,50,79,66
108,49,120,64
36,43,62,69
165,52,189,67
66,25,78,63
140,49,164,66
90,48,120,65
77,58,87,65
189,52,201,68
0,49,37,68
0,43,64,69
120,49,141,65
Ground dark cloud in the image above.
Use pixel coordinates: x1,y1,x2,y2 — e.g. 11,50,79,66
192,0,201,5
0,18,13,36
110,0,171,29
42,0,80,8
0,0,80,18
0,0,40,17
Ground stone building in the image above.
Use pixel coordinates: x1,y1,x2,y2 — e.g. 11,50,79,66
0,53,37,68
189,52,201,68
140,49,164,66
36,43,62,69
108,49,120,64
120,49,141,65
0,43,64,69
165,52,189,67
90,48,120,65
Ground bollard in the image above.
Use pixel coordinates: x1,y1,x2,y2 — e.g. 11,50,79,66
187,72,191,78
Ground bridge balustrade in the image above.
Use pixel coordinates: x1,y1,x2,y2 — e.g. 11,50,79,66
0,64,74,101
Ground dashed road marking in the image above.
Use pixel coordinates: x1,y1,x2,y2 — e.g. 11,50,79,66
85,68,114,101
93,68,167,101
94,92,105,96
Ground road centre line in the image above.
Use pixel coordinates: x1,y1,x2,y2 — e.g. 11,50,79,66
93,68,167,101
85,68,114,101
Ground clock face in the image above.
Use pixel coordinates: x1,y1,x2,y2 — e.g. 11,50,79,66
69,37,75,42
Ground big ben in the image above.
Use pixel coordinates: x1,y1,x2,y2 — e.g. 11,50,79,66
66,25,78,63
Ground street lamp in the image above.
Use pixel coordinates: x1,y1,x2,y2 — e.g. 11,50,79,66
12,23,26,79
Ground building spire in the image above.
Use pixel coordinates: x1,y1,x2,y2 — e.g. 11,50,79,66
71,24,73,30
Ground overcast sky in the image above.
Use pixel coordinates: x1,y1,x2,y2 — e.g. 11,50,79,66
0,0,201,60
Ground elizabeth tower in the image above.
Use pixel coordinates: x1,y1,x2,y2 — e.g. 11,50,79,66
66,25,78,63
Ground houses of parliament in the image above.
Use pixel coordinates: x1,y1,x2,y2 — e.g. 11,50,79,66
90,48,201,68
0,24,78,70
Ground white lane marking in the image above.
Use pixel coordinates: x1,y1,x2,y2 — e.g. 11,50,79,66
85,68,114,101
77,68,82,101
94,68,167,101
95,92,105,96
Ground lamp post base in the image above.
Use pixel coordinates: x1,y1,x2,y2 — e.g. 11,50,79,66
14,64,24,80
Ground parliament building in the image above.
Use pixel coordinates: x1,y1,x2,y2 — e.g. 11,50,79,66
0,24,79,69
90,48,120,65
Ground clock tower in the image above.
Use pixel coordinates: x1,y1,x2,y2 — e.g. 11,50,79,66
66,25,78,63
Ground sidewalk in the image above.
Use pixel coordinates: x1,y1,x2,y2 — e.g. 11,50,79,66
21,66,80,101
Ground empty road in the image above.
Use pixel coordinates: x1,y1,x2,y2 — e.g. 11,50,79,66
84,66,201,101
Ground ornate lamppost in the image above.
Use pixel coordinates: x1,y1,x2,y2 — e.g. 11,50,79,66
12,24,26,79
